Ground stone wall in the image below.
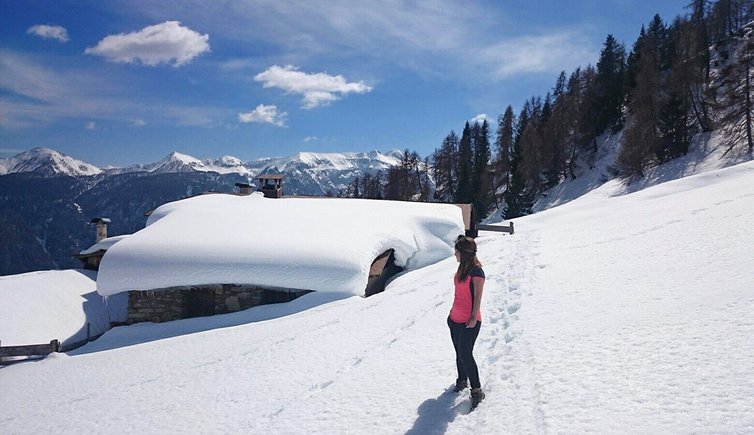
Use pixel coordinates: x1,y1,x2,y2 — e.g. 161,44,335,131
126,284,312,324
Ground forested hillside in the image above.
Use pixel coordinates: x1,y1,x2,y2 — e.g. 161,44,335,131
355,1,754,221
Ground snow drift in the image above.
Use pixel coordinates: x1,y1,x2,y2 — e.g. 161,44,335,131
0,270,126,346
96,193,466,297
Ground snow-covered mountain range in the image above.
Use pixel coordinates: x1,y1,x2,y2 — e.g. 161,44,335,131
0,147,404,275
0,148,102,177
0,148,402,195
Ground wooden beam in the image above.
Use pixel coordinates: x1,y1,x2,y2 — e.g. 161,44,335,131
476,223,514,234
0,339,59,358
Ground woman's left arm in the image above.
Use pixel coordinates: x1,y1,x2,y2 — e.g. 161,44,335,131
466,276,485,328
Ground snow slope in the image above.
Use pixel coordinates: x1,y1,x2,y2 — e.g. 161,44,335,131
1,160,753,433
0,270,126,346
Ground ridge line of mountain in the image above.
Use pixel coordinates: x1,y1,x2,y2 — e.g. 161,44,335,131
0,147,404,178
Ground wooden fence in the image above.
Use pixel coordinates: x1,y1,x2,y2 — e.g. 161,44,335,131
0,323,104,365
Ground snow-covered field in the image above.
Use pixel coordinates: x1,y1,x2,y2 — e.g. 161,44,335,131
2,154,753,433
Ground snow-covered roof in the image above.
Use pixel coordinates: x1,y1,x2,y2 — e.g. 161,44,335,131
96,194,465,297
0,270,126,346
78,235,129,256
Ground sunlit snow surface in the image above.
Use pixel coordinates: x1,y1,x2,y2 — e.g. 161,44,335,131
2,160,753,433
95,193,465,296
0,270,126,346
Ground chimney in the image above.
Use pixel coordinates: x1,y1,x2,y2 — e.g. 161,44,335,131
90,217,111,243
235,182,253,195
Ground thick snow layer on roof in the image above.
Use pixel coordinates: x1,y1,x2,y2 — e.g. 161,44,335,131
78,235,129,255
96,194,465,296
0,270,127,346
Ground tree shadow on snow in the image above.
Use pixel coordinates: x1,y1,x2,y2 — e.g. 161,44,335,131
405,388,466,435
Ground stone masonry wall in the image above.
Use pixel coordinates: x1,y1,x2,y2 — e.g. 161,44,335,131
126,285,311,324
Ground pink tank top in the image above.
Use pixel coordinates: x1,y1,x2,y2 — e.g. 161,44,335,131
449,267,484,323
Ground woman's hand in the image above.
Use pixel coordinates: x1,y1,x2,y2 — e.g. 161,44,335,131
466,318,478,328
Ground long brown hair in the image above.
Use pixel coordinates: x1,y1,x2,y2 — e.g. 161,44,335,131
455,235,481,281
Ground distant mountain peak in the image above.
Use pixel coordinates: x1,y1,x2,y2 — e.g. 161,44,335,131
0,147,102,176
1,147,403,196
144,152,204,173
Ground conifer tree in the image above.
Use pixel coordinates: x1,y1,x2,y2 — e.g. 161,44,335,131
564,67,585,178
456,122,474,203
619,20,665,176
432,131,459,202
385,149,422,200
548,72,570,182
494,106,515,194
503,104,534,219
578,65,600,155
594,35,627,134
472,120,494,217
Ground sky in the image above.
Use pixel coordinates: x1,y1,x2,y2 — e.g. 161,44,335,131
1,0,690,167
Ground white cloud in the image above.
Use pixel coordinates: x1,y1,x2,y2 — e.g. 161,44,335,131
303,136,318,143
27,24,69,42
254,65,372,109
0,50,231,129
84,21,210,67
238,104,287,127
133,119,147,126
470,114,489,125
482,32,595,79
85,121,96,130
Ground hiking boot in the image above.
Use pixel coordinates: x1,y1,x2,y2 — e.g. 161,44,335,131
453,378,468,393
470,387,485,410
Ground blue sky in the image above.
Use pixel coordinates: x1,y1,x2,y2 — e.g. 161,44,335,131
1,0,690,167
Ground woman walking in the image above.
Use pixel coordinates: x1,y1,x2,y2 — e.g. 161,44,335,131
448,235,486,410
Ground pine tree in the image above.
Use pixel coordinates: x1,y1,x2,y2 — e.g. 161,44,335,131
503,104,534,219
503,140,534,219
578,65,600,155
385,150,421,201
456,122,474,203
494,106,515,195
432,131,459,202
563,67,585,179
594,34,627,134
472,120,494,217
548,72,570,182
619,22,665,176
352,176,360,198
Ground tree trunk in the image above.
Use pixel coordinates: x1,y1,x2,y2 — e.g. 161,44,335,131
746,52,753,152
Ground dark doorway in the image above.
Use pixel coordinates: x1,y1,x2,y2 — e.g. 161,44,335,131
184,288,215,318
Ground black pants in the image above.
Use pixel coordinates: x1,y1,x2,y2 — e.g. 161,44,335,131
447,316,482,389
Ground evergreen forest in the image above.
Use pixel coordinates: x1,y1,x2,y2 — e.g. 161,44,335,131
341,1,754,221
